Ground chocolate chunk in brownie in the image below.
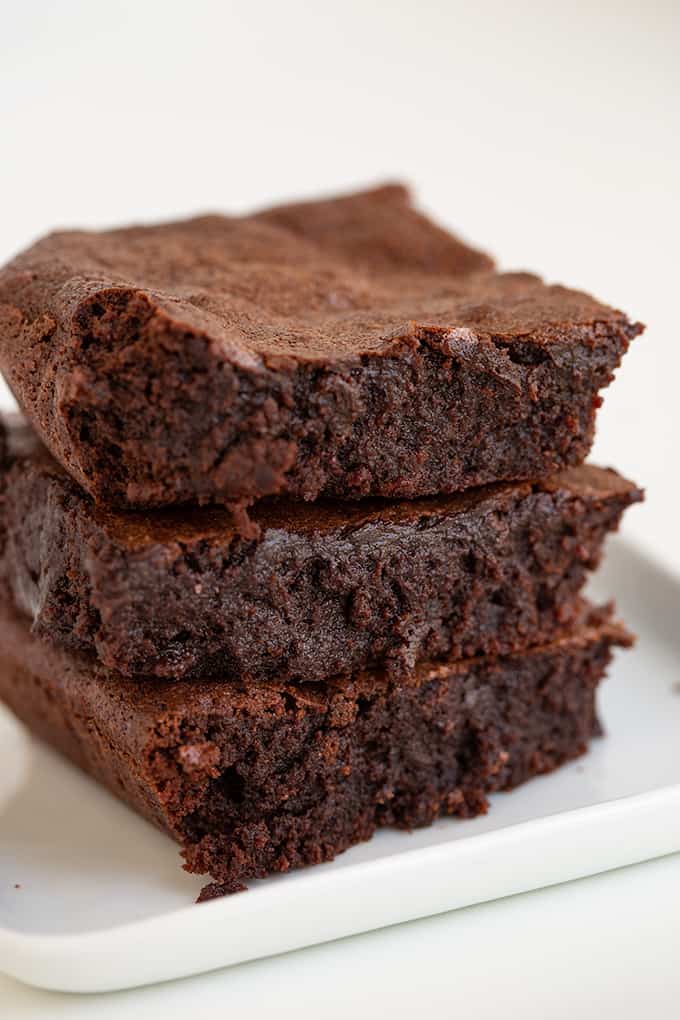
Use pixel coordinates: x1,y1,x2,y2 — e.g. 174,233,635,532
0,415,641,681
0,598,630,894
0,184,642,507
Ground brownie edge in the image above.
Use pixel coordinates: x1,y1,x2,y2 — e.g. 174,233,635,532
0,599,630,895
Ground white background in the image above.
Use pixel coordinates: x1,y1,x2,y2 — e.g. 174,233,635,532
1,1,679,1015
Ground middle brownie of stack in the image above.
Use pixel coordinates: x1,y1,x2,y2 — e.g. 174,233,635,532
0,184,642,895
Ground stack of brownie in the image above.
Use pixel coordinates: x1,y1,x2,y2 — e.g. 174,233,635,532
0,185,643,897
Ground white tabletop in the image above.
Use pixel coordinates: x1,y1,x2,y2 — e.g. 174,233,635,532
1,852,679,1019
1,1,679,1015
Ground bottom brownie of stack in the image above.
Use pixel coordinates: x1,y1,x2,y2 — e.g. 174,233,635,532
0,598,628,897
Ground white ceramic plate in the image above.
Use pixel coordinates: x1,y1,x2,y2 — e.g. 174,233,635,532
1,537,679,994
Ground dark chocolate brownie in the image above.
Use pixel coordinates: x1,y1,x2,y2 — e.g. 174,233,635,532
0,415,641,681
0,598,629,894
0,184,642,507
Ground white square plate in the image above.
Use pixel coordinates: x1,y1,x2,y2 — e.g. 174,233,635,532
1,538,679,993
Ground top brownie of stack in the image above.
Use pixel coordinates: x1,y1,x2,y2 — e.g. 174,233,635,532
0,185,641,508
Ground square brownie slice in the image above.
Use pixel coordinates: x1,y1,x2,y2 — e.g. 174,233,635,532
0,599,629,895
0,415,641,682
0,185,642,507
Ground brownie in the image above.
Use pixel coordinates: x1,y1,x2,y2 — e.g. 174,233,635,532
0,598,629,894
0,415,641,682
0,184,642,507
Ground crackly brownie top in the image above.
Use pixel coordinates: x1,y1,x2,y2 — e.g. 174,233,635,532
0,184,636,362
